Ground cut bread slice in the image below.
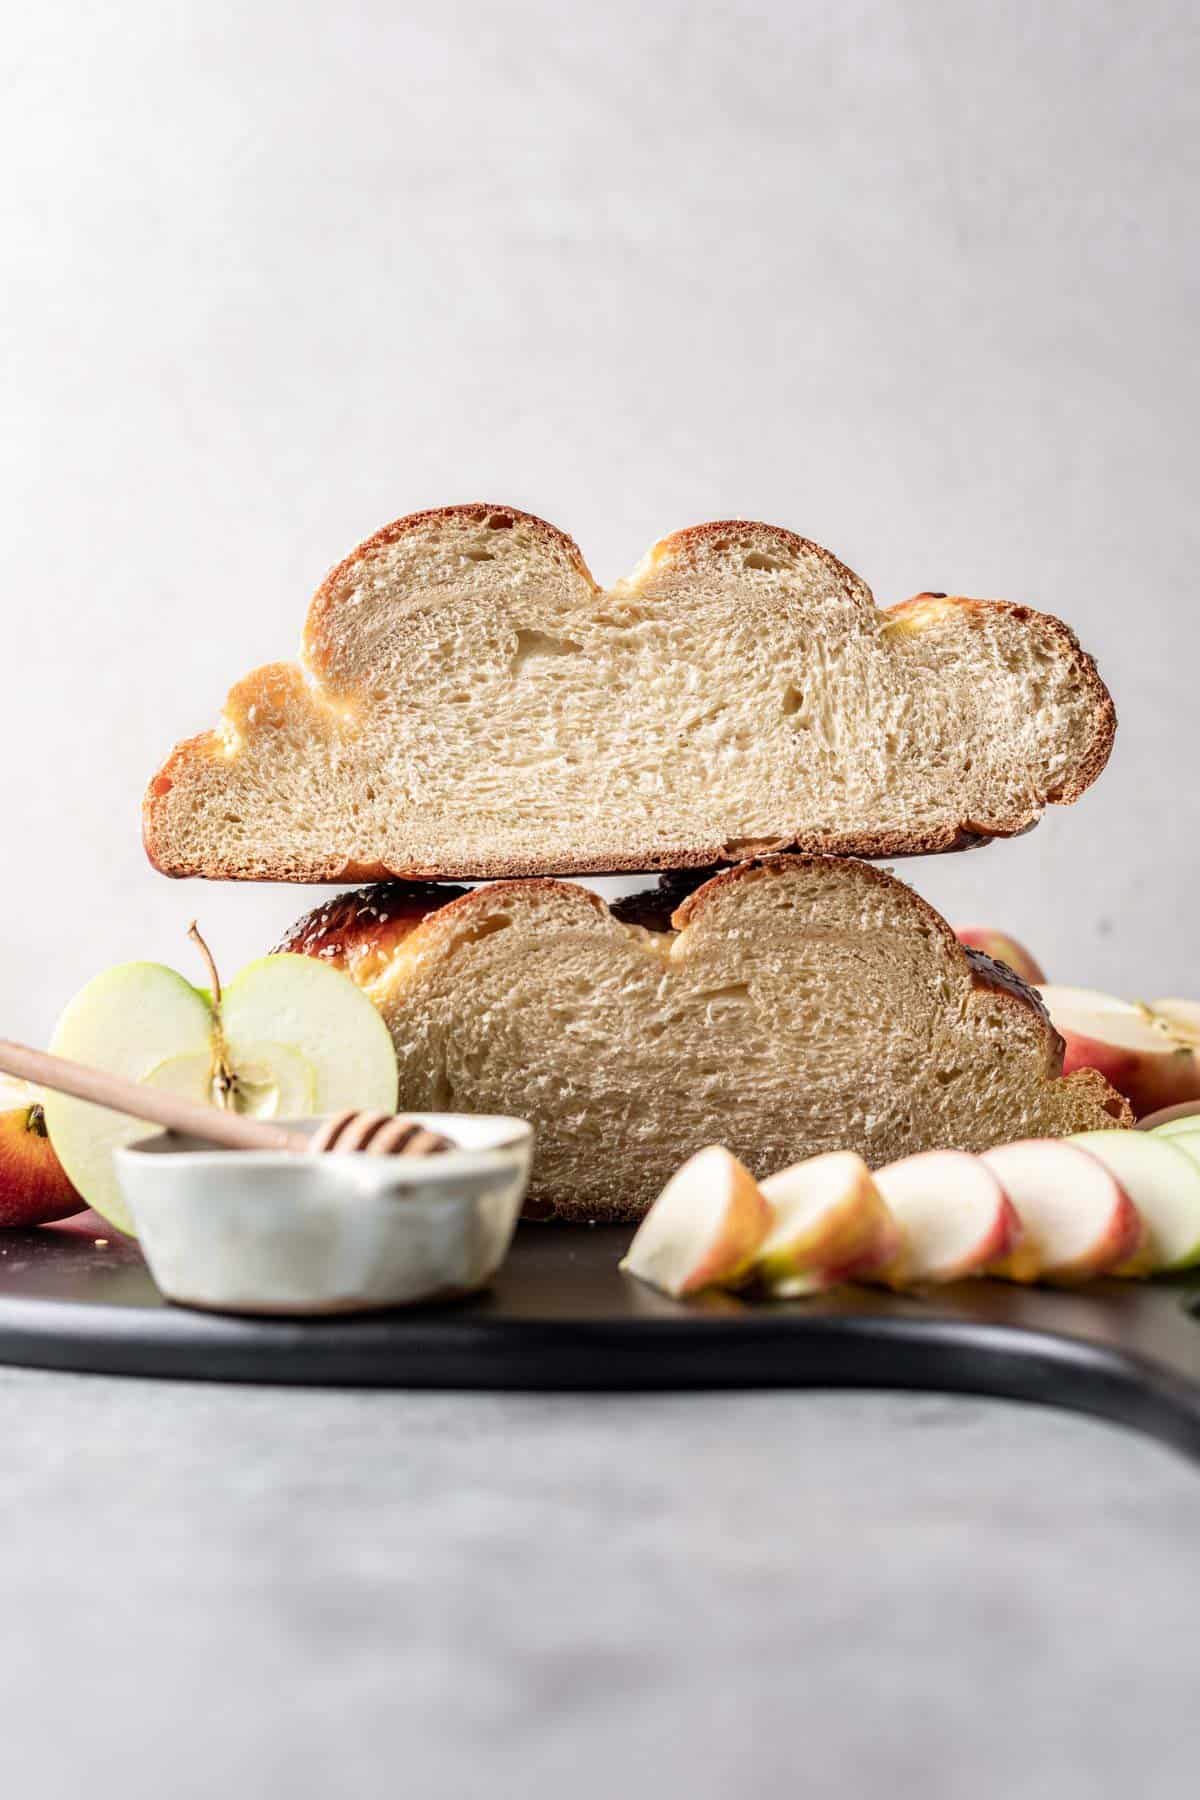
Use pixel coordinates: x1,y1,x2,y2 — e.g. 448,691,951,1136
277,856,1130,1222
146,504,1115,881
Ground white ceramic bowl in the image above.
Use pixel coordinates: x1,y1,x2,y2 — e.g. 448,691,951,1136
114,1114,533,1316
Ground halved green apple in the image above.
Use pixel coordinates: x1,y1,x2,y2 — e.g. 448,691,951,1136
43,948,397,1234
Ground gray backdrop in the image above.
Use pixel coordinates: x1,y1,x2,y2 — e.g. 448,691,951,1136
3,1,1196,1041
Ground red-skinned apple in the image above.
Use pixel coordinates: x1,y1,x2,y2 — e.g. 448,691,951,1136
0,1078,86,1228
1039,987,1200,1118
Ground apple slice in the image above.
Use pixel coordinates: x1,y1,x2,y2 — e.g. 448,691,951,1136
1069,1131,1200,1272
980,1140,1142,1283
619,1145,771,1297
872,1150,1021,1285
44,939,398,1235
1038,986,1200,1118
755,1151,902,1296
954,928,1045,986
1152,1130,1200,1196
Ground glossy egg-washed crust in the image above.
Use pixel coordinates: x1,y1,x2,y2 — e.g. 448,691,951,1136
275,879,472,990
275,857,1132,1218
145,506,1116,880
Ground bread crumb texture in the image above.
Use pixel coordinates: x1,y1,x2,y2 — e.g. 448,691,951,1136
144,505,1115,881
276,857,1130,1222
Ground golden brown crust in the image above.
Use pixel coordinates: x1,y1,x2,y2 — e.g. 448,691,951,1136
884,592,1117,807
639,519,872,606
304,503,598,671
145,514,1117,881
321,502,596,588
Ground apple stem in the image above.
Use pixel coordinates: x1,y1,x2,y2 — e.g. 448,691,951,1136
188,921,223,1007
187,923,237,1107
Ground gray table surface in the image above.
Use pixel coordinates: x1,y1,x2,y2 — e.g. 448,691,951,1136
2,1370,1198,1799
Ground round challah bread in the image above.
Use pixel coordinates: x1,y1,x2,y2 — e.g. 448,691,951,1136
276,857,1130,1222
146,504,1115,882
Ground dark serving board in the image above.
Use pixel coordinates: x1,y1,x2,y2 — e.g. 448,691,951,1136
2,1212,1200,1458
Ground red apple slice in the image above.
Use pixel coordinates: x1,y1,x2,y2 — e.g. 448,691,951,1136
619,1145,771,1297
756,1152,903,1296
980,1140,1143,1283
954,928,1045,986
1038,986,1200,1118
1069,1131,1200,1272
872,1150,1021,1285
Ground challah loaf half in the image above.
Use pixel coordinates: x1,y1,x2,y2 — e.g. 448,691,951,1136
146,505,1114,881
276,857,1129,1222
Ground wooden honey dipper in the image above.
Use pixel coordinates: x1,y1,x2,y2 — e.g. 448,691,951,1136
0,1039,454,1159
